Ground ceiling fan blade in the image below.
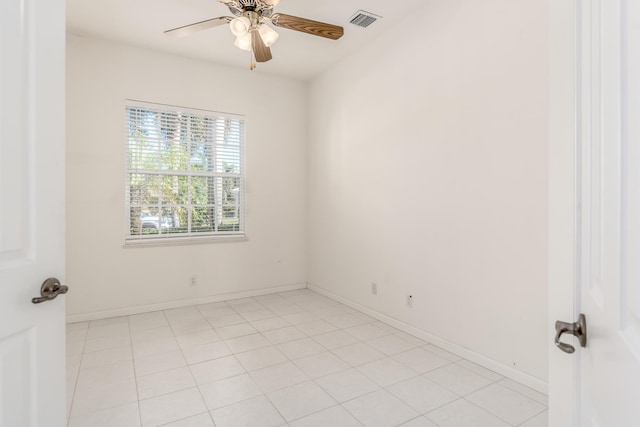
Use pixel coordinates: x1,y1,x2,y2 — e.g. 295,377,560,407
271,13,344,40
251,30,273,62
165,17,231,38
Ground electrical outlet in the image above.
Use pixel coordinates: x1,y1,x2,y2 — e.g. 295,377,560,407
190,275,198,286
371,282,378,295
407,294,413,308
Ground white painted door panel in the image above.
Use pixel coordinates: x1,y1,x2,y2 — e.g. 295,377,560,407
550,0,640,425
0,0,66,426
576,1,640,425
622,0,640,359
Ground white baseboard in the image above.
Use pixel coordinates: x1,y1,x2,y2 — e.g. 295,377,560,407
308,283,549,395
66,282,307,323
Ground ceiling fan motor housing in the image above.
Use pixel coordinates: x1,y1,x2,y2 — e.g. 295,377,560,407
225,0,276,17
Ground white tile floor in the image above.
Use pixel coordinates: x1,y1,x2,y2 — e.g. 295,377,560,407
66,289,548,427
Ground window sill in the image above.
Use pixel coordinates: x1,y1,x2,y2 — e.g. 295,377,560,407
123,234,248,248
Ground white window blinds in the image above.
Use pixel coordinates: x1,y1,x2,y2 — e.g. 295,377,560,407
125,101,245,243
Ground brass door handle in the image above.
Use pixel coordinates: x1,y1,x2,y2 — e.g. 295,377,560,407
32,277,68,304
555,313,587,354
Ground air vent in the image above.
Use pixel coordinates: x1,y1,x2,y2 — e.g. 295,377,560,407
349,10,381,28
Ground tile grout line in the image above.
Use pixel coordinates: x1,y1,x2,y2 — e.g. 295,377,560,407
201,297,350,424
168,304,219,427
225,298,300,426
516,406,548,427
67,320,137,425
459,396,520,426
454,367,549,410
255,305,413,425
66,325,88,426
127,315,143,427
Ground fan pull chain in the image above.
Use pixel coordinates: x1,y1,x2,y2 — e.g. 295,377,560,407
249,46,256,71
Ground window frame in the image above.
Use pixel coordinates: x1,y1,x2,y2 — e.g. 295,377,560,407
123,100,247,247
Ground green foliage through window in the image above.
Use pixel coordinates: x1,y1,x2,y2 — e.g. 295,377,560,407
125,102,245,240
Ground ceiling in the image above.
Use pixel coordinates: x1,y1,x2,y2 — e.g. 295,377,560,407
66,0,427,81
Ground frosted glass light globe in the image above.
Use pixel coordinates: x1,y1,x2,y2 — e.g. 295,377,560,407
229,17,250,37
259,24,279,47
234,32,252,51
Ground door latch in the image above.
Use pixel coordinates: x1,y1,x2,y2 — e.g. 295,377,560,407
32,277,68,304
555,313,587,354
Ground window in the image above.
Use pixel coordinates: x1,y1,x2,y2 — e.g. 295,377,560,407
125,101,245,245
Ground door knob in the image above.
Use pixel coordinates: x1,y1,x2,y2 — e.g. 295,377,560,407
32,277,68,304
555,313,587,353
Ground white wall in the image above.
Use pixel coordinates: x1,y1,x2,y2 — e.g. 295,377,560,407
307,0,549,382
66,35,308,317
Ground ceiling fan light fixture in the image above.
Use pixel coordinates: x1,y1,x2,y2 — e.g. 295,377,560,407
165,0,345,67
229,16,250,37
258,24,279,47
234,32,252,51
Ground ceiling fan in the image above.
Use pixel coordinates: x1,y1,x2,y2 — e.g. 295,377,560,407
165,0,344,69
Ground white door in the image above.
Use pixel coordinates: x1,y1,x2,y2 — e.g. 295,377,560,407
578,0,640,424
0,0,66,426
549,0,640,426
